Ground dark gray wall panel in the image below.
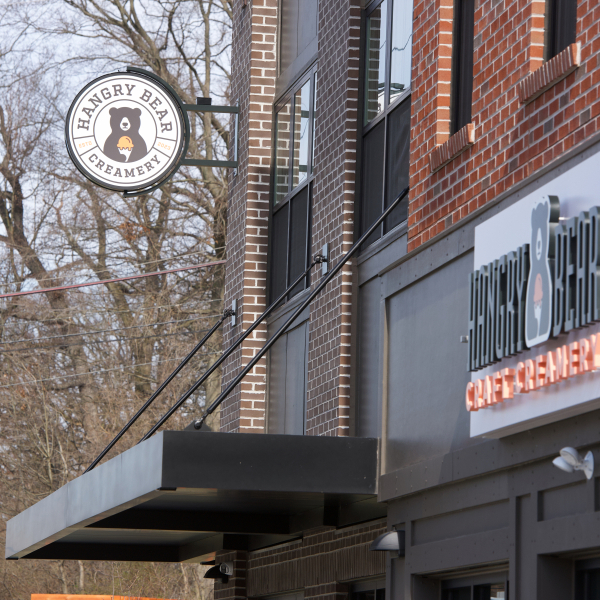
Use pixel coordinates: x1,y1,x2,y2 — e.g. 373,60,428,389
297,0,318,57
540,480,587,521
280,0,299,74
357,276,383,438
385,252,474,472
411,501,509,546
269,335,288,434
268,320,308,435
285,323,308,434
279,0,318,82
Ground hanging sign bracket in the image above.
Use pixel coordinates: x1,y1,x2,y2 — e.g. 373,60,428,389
181,99,239,169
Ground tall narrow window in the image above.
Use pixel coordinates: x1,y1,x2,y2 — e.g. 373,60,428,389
269,67,317,303
450,0,475,136
545,0,577,60
360,0,413,248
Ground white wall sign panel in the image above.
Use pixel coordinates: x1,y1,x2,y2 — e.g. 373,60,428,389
470,150,600,437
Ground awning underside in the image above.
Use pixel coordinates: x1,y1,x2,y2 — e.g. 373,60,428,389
6,431,383,562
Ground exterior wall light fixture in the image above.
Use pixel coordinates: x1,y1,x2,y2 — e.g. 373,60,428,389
204,562,234,584
369,530,406,557
552,447,594,480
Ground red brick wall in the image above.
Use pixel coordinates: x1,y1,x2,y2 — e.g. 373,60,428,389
305,0,362,436
408,0,598,251
221,0,278,432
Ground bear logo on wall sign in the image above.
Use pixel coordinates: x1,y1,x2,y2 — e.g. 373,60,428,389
103,107,148,163
525,195,559,347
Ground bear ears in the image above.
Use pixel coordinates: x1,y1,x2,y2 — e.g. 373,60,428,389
531,200,549,226
109,107,142,116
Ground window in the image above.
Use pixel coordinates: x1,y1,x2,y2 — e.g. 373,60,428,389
442,575,507,600
450,0,475,135
545,0,577,61
270,68,317,303
360,0,413,248
576,559,600,599
350,578,386,600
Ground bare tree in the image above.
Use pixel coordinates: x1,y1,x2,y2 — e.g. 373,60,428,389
0,0,233,598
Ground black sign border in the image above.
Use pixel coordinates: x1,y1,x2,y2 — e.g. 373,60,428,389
65,68,190,194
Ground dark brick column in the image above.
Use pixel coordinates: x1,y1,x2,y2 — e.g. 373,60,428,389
214,550,248,600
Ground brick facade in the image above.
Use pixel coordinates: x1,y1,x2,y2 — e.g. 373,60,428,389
214,522,386,600
224,0,362,438
305,0,362,436
408,0,600,251
222,0,278,432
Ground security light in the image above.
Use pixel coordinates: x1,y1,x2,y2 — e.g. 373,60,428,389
369,530,405,557
552,447,594,480
204,562,233,584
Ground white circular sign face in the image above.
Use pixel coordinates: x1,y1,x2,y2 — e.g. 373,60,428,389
66,71,187,192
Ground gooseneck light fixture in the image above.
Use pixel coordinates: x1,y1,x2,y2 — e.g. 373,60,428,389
552,447,594,480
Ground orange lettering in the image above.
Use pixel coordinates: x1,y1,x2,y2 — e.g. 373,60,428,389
581,337,594,372
536,354,547,387
476,378,485,409
492,371,503,404
466,382,476,411
590,333,600,369
483,375,494,406
516,362,527,393
569,341,580,377
501,368,515,399
556,345,570,380
525,359,536,391
545,350,557,385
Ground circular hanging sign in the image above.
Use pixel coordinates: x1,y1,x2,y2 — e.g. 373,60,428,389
65,70,188,193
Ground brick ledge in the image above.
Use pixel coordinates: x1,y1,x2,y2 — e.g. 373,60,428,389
518,43,581,105
429,123,475,173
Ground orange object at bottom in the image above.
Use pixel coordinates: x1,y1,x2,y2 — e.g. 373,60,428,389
31,594,178,600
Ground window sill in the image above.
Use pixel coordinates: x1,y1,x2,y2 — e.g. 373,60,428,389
357,219,407,265
518,42,581,105
266,286,311,327
429,123,476,173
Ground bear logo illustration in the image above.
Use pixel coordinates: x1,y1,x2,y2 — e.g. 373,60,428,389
525,195,559,347
103,107,148,163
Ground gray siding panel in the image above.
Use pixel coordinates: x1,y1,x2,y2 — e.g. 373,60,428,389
285,323,308,434
268,320,308,435
268,335,288,434
385,252,474,472
357,276,384,438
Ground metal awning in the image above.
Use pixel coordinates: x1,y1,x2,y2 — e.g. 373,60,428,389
6,431,383,562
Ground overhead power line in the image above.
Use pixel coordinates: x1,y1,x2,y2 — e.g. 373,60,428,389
0,314,222,345
0,352,221,390
2,245,227,288
0,260,226,300
0,326,217,353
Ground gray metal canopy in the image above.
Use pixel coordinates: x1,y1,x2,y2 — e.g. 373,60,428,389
6,431,383,562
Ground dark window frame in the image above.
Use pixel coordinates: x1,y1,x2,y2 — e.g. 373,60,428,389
450,0,475,136
441,572,508,600
268,65,318,304
545,0,577,61
357,0,413,248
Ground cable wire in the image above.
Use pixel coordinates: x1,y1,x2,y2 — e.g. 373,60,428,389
0,246,227,288
0,326,217,353
0,352,221,390
0,314,222,345
0,260,226,300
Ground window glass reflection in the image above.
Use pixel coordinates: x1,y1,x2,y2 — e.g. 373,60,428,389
364,0,387,124
292,80,311,188
275,101,292,206
389,0,413,103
